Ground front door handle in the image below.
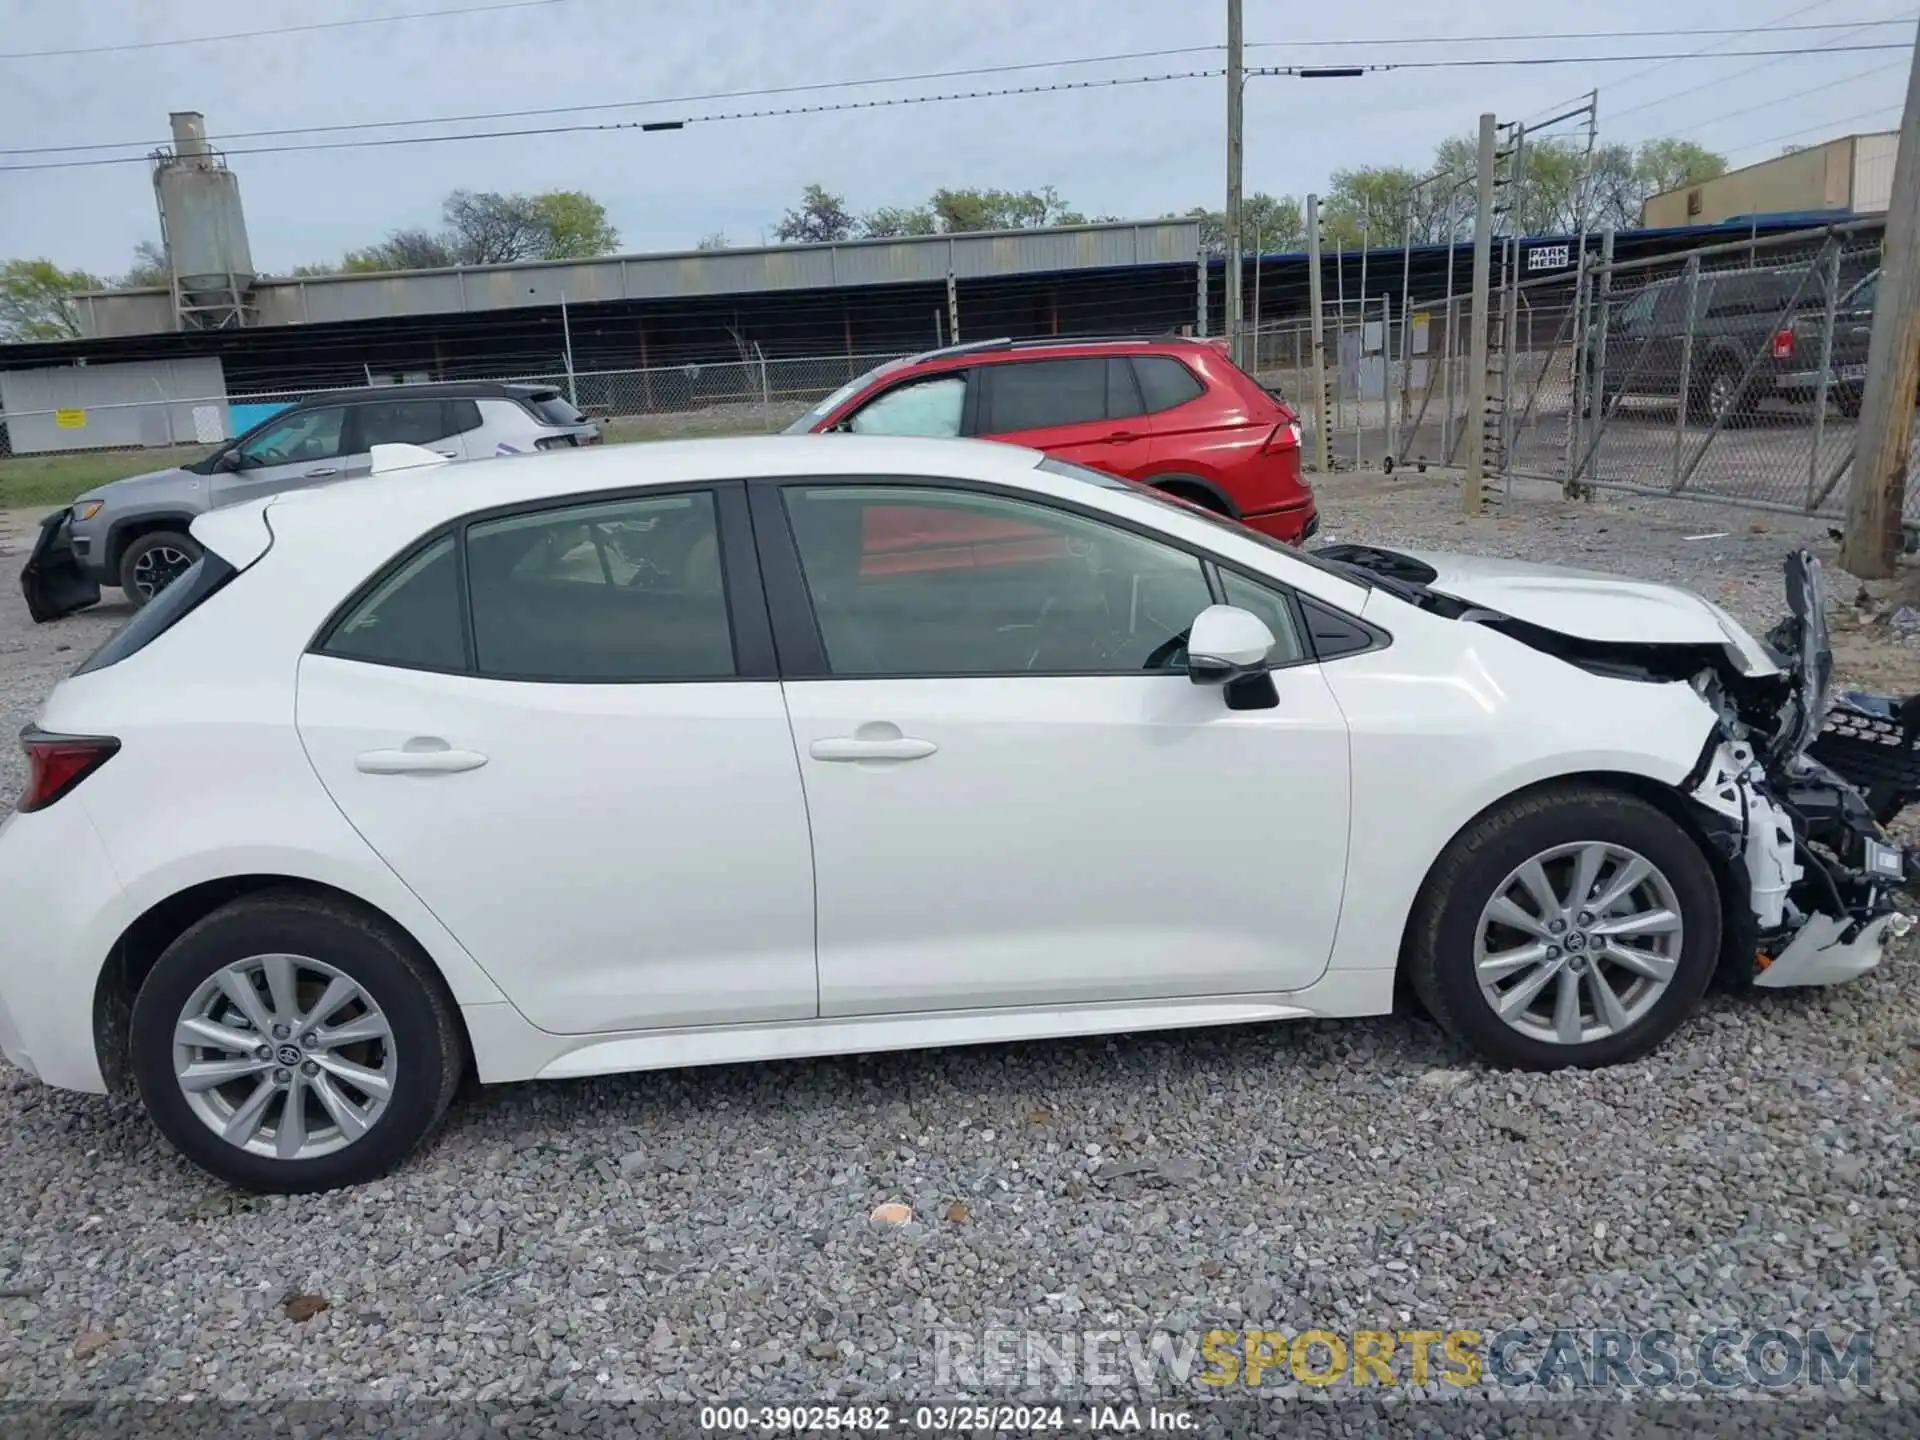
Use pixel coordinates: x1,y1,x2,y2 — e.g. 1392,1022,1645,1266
304,466,340,478
433,449,459,458
1104,431,1143,444
810,737,937,763
355,741,489,775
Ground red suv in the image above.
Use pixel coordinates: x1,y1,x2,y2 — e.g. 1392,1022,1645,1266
783,336,1317,543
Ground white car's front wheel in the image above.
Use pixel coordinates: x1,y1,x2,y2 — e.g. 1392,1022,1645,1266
1408,786,1723,1070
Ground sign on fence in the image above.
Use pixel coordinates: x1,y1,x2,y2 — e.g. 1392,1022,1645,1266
53,408,87,429
1526,244,1571,273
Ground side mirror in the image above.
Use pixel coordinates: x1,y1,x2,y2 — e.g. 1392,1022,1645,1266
1185,604,1275,685
214,449,242,473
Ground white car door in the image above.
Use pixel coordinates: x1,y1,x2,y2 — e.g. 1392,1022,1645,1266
762,480,1353,1019
295,484,819,1035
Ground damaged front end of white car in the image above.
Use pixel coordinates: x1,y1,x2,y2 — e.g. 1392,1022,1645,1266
1318,543,1917,991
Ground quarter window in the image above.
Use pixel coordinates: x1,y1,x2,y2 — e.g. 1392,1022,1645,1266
1134,356,1206,413
782,484,1214,677
465,493,734,681
848,375,968,437
1217,570,1308,666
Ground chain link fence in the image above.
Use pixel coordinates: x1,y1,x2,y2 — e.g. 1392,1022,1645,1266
1500,220,1918,522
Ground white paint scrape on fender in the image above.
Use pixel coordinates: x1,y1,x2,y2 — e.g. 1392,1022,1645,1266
1691,740,1801,928
1756,912,1903,988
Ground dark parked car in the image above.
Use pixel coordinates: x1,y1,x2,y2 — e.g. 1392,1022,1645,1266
1591,255,1879,423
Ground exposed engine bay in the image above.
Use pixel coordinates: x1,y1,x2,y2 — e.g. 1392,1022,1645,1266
1316,542,1918,987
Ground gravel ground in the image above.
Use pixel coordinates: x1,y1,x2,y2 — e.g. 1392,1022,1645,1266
0,480,1916,1432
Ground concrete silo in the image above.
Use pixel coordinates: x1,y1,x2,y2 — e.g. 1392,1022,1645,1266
150,112,257,329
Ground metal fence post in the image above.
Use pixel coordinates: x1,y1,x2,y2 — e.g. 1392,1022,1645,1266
560,292,578,408
1807,242,1843,509
1585,228,1614,487
1671,255,1701,488
946,269,960,345
1380,293,1394,465
1306,193,1330,473
1196,254,1208,338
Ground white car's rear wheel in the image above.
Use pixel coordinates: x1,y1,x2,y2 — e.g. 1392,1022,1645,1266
130,891,463,1193
1408,787,1721,1070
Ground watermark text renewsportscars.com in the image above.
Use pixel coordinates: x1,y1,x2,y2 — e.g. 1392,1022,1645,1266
934,1326,1874,1393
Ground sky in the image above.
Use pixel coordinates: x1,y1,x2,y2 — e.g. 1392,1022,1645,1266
0,0,1913,278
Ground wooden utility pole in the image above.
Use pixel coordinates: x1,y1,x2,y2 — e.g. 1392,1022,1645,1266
1841,16,1920,577
1462,112,1498,513
1225,0,1245,369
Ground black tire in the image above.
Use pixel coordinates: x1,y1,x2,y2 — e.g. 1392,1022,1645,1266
118,529,202,608
130,890,464,1194
1405,786,1721,1071
1690,362,1747,426
1836,387,1863,420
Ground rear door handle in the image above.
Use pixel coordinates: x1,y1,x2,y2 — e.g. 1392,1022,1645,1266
355,742,489,775
1104,431,1143,444
433,449,460,458
304,466,340,478
810,737,937,763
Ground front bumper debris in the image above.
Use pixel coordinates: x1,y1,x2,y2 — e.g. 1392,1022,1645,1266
1756,911,1913,988
19,509,100,623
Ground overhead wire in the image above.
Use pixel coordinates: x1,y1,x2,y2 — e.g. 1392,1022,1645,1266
6,45,1915,174
0,0,572,61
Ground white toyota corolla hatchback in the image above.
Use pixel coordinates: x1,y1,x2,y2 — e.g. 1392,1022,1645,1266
1,435,1910,1192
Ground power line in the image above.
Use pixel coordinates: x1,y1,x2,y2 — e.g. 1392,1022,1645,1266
6,46,1916,175
0,0,572,61
12,21,1917,155
1603,11,1916,125
1626,59,1908,139
1594,0,1852,95
1723,101,1908,157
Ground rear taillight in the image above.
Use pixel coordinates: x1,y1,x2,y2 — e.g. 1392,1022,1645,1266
18,731,119,813
534,435,575,451
1261,421,1303,454
1771,329,1795,360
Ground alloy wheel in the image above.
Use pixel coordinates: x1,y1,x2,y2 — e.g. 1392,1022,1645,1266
132,545,195,600
172,953,396,1161
1474,842,1684,1047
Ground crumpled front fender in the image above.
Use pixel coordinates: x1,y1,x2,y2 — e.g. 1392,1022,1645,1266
19,510,101,623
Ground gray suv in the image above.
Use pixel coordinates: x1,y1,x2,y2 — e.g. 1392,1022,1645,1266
21,381,600,620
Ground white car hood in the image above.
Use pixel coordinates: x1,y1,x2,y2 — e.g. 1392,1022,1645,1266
1387,548,1782,676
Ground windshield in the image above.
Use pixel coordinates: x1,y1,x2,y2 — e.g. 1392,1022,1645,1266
782,358,911,435
1033,456,1371,589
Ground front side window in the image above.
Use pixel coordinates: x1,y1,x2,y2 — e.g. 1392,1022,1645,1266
357,400,452,448
236,406,348,468
464,492,733,681
981,357,1110,433
782,484,1214,677
848,375,968,437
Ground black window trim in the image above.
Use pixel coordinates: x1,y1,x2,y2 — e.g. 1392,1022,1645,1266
749,472,1381,682
345,397,462,454
307,479,777,684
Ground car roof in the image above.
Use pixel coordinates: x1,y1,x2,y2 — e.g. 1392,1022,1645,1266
292,380,562,406
265,434,1050,533
897,335,1226,369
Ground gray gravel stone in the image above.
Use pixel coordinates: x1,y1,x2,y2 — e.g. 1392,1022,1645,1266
0,479,1915,1414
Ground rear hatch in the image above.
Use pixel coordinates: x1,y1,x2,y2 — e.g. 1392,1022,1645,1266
526,389,603,445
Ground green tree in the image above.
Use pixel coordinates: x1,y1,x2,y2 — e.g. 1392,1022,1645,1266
1174,193,1306,254
530,190,620,258
695,232,730,251
0,258,103,340
775,184,855,243
858,204,940,239
117,239,169,289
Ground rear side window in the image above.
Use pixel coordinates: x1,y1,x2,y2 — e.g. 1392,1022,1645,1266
321,535,466,672
982,358,1110,432
529,393,586,426
356,399,453,448
1134,356,1206,413
75,554,238,676
447,399,483,434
